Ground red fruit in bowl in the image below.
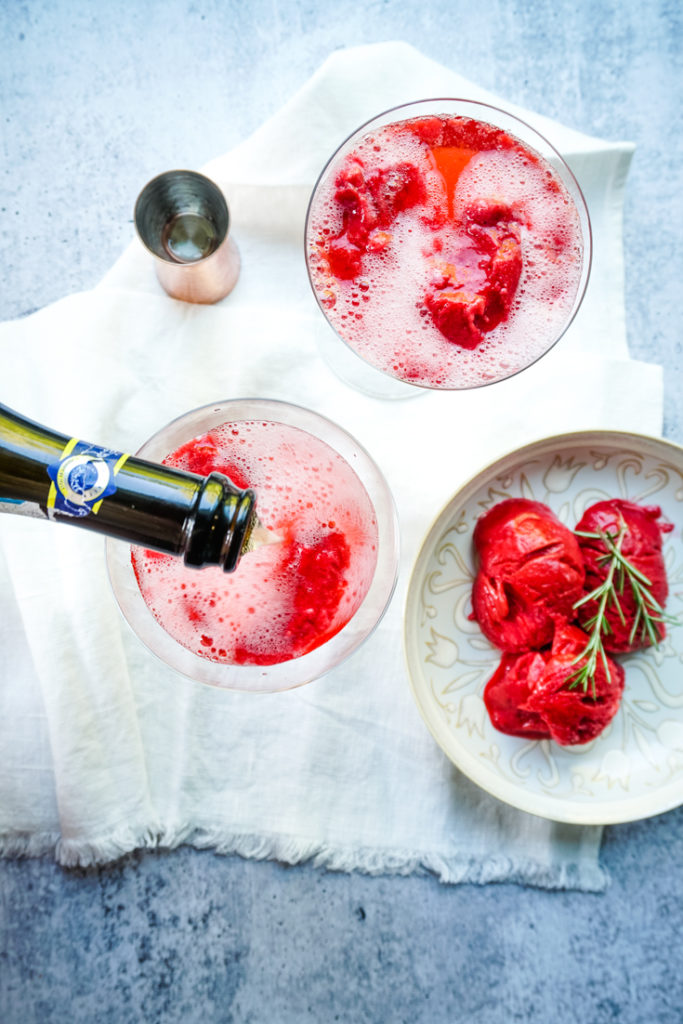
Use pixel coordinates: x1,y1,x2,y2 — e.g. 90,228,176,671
522,624,625,746
472,498,585,652
483,649,550,740
484,624,625,746
575,499,671,653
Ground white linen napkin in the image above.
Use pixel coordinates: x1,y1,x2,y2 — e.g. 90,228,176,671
0,43,662,890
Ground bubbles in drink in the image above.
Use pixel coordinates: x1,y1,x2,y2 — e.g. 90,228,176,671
307,113,586,388
131,419,380,666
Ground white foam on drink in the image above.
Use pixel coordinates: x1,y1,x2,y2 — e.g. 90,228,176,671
307,117,585,389
132,420,379,665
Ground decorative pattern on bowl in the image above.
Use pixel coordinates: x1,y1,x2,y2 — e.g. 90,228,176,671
404,431,683,824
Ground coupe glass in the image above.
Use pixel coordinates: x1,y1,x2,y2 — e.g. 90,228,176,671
106,398,399,693
305,98,592,398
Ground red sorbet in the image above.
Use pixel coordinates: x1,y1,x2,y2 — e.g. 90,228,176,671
168,433,251,489
523,624,625,745
320,116,524,349
483,649,550,740
575,500,672,653
423,202,522,349
326,156,426,281
472,498,585,652
233,531,351,666
484,624,625,745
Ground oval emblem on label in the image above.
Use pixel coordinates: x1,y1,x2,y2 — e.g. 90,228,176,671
47,440,129,518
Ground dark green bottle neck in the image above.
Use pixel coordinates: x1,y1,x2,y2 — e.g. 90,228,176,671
0,403,256,572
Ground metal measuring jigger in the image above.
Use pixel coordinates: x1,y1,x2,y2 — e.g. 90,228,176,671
134,170,241,304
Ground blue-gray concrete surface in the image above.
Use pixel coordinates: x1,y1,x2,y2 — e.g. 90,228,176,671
1,2,682,1021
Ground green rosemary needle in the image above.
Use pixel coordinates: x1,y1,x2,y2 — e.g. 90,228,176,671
568,521,677,695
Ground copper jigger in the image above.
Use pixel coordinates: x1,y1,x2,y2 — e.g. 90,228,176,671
134,170,240,304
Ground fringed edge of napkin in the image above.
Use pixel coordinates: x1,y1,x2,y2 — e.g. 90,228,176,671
199,831,609,893
0,827,608,893
0,831,64,858
0,827,162,867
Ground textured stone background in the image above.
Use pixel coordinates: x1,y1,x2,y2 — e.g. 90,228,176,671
1,2,682,1021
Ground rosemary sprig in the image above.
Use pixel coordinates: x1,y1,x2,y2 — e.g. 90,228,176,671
568,520,678,695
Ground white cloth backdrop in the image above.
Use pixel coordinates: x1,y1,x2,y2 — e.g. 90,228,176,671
0,43,662,889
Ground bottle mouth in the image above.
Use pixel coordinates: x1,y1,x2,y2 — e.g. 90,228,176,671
218,487,257,572
183,471,255,572
182,471,282,573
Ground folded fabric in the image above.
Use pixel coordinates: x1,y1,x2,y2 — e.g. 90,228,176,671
0,43,661,891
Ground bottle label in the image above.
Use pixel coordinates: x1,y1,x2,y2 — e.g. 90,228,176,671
46,439,130,518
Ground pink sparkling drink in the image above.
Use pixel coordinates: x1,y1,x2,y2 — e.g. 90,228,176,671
306,100,591,391
132,419,379,665
107,400,399,693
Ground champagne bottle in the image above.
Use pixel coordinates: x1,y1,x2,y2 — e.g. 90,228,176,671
0,403,268,572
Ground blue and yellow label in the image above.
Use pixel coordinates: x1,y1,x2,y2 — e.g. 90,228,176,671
46,439,130,518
